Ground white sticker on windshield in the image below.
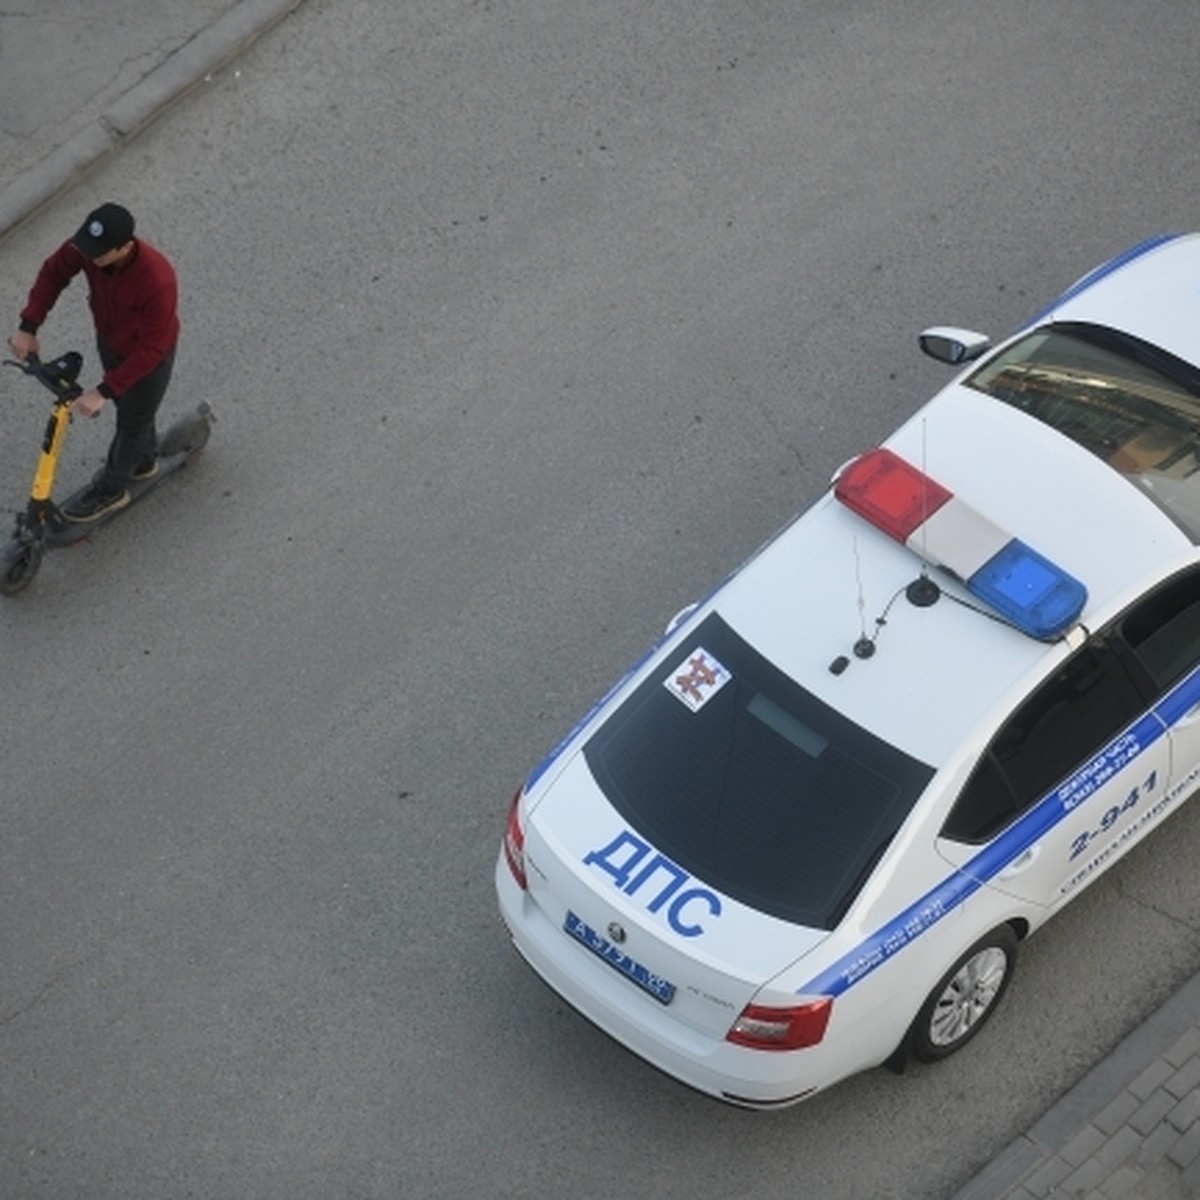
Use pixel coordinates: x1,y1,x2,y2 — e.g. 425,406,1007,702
665,648,731,712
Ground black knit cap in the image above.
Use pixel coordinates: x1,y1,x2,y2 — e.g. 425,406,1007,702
72,202,135,257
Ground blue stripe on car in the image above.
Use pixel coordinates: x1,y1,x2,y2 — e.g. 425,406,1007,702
1020,233,1181,330
799,664,1200,999
523,646,657,793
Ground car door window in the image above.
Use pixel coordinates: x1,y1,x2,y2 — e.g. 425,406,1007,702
1116,569,1200,694
943,642,1145,844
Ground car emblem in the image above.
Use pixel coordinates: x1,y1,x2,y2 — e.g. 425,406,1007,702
607,922,627,944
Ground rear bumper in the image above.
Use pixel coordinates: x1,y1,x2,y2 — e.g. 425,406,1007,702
495,852,839,1108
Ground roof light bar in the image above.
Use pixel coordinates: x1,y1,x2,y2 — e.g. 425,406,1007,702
832,447,953,542
834,448,1087,640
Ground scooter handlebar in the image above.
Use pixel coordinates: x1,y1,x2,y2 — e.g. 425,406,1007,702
4,350,84,401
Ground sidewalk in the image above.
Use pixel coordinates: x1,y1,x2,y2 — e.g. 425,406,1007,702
4,4,1200,1198
0,0,304,244
952,972,1200,1199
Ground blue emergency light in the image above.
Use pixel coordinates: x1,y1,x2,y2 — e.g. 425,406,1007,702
967,539,1088,640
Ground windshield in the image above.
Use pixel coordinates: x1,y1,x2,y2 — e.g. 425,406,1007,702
583,613,934,930
965,322,1200,541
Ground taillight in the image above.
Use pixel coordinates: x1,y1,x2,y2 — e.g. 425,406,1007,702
726,998,832,1050
503,789,527,890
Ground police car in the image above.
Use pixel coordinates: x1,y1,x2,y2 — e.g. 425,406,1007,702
495,233,1200,1107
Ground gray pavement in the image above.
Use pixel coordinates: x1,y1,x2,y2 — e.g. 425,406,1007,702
1,4,1199,1198
0,0,303,241
952,974,1200,1199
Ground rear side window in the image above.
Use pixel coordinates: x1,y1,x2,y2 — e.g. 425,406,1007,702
943,641,1146,843
584,613,934,930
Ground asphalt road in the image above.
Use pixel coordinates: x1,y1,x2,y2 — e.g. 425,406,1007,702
2,2,1200,1197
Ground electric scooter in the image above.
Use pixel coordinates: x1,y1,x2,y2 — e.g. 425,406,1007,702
1,350,215,596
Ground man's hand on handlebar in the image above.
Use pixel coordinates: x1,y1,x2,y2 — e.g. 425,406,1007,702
74,390,106,418
7,331,38,361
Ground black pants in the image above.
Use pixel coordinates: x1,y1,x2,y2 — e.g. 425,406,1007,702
95,343,176,494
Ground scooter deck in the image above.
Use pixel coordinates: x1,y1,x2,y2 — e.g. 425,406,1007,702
44,402,215,548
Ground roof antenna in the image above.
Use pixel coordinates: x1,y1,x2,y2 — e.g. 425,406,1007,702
851,536,875,660
908,418,941,608
829,536,872,674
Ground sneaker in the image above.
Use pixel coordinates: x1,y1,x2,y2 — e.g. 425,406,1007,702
132,457,159,480
63,485,130,523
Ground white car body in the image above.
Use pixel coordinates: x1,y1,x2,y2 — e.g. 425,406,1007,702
496,233,1200,1107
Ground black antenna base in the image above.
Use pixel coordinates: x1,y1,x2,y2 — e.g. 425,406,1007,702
906,575,941,608
853,637,876,659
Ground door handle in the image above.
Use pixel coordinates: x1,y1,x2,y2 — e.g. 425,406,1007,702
999,846,1040,878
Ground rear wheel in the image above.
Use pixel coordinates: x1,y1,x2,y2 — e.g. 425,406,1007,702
159,404,213,458
911,926,1018,1062
1,539,44,596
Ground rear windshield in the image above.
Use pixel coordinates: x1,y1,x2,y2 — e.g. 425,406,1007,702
583,613,934,930
965,322,1200,542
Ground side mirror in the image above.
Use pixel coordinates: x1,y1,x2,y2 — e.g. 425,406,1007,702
918,327,991,365
664,602,698,637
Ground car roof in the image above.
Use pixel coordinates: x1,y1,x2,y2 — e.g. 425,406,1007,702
712,370,1193,770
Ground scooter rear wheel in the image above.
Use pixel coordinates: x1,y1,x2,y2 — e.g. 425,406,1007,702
159,404,214,458
1,539,44,596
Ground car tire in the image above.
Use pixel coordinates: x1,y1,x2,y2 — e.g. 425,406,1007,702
910,925,1019,1063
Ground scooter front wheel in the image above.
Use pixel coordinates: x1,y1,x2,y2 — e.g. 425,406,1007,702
1,538,44,596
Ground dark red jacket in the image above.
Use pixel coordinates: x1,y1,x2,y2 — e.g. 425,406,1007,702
19,238,180,399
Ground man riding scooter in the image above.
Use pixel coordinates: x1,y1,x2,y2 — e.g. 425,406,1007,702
7,202,180,522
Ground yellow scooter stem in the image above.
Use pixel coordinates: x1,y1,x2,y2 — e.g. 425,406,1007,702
31,401,73,503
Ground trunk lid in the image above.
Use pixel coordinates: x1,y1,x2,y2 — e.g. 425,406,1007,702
524,753,829,1038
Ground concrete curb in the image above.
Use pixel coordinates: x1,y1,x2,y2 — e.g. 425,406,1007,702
0,0,306,246
951,970,1200,1198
